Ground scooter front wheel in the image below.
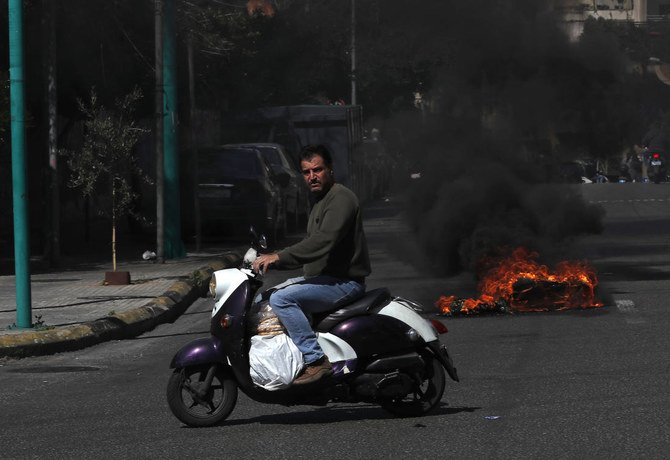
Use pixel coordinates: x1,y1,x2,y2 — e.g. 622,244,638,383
166,364,238,427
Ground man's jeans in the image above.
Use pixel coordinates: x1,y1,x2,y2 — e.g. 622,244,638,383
267,276,365,364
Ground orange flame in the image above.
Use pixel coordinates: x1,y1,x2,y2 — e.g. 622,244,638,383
436,247,604,315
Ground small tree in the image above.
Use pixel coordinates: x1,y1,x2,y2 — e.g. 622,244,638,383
64,88,149,272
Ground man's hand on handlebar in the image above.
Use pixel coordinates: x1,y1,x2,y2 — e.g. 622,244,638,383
252,253,280,274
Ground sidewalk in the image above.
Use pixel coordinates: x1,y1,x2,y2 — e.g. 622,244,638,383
0,247,245,359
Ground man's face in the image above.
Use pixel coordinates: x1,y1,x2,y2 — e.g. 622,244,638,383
301,154,334,196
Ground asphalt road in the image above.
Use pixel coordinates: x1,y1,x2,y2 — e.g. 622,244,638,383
1,183,669,459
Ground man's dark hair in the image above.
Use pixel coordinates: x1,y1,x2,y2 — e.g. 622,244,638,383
300,144,333,167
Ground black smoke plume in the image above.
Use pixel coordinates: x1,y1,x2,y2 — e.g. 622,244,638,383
375,1,624,275
403,140,605,274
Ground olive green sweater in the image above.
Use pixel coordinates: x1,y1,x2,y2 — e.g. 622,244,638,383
277,183,371,280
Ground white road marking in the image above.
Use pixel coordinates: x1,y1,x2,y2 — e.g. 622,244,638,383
615,299,646,324
589,198,670,204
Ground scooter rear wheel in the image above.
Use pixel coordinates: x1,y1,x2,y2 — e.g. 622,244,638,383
167,365,238,427
380,352,446,417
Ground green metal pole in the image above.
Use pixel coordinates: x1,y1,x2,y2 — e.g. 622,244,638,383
8,0,32,328
163,0,185,258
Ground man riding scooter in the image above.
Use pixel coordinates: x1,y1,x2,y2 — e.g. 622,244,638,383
252,144,371,385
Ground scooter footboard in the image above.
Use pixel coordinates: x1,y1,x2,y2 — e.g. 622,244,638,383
170,337,228,369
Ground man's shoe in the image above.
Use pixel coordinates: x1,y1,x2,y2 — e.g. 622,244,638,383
293,356,333,385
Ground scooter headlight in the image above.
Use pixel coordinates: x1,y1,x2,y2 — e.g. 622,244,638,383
209,275,217,298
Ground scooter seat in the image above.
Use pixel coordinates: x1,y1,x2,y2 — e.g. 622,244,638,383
313,288,391,332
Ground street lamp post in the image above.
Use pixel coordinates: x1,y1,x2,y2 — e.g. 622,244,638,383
162,0,185,259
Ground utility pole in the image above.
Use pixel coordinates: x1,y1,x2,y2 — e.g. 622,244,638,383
188,34,202,252
8,0,32,328
350,0,357,106
163,0,185,258
44,0,59,266
155,0,165,263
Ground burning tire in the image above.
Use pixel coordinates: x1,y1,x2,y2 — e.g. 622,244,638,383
380,352,446,417
167,365,238,427
435,247,604,315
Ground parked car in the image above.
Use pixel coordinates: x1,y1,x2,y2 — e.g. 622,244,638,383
197,145,287,243
231,143,310,230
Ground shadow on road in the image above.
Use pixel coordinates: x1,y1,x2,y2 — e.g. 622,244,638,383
182,403,482,428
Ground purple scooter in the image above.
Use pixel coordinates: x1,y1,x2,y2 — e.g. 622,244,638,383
166,232,459,427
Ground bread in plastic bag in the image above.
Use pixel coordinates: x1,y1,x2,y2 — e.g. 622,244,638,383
249,333,304,391
248,301,287,337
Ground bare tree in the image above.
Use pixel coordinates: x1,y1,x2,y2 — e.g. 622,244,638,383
0,71,9,145
43,0,60,266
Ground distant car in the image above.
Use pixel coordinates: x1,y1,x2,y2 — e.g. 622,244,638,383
231,143,310,230
197,145,287,242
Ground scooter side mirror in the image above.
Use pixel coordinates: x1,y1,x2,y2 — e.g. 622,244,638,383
249,225,268,251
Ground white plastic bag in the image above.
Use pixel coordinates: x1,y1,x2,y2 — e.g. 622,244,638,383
249,334,304,391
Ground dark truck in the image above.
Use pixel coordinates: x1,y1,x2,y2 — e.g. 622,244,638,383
222,105,373,201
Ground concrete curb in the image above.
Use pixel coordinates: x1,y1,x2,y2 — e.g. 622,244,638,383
0,251,243,359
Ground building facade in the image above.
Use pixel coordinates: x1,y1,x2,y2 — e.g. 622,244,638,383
558,0,670,40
